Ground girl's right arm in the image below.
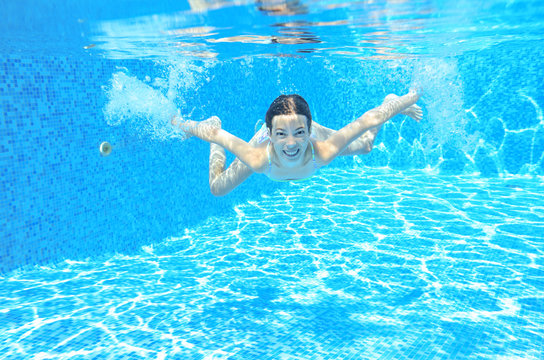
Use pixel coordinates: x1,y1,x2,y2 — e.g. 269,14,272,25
172,117,269,173
316,90,421,165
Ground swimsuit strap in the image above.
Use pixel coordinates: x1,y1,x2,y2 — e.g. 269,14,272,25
267,141,272,176
310,141,317,170
256,123,270,144
254,119,264,134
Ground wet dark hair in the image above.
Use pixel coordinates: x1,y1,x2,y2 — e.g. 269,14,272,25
265,94,312,132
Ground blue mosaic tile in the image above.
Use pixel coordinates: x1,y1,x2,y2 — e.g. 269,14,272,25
0,54,279,274
0,5,543,357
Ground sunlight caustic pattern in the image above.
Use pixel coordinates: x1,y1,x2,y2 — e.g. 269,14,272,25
1,169,542,359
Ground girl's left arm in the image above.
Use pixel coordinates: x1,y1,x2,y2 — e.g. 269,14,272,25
317,90,421,164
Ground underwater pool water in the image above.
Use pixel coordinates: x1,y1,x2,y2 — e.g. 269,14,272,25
2,0,544,359
1,168,543,359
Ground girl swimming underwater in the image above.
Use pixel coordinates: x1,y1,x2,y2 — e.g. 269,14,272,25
171,90,422,196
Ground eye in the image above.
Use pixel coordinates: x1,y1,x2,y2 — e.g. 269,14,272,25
276,131,285,136
296,130,305,135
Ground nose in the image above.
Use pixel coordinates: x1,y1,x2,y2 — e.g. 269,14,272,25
285,136,297,147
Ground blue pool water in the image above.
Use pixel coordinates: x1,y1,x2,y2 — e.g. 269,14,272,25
2,168,544,359
2,0,544,359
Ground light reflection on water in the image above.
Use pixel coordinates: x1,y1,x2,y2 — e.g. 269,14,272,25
87,0,544,60
1,168,543,359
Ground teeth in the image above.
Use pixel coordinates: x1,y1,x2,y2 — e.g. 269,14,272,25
284,150,298,156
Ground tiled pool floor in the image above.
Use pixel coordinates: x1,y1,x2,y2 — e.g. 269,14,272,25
1,168,543,359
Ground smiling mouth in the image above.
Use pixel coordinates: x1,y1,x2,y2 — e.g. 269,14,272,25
283,149,300,158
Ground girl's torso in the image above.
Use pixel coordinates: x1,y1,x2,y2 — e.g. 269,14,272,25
254,123,319,181
266,140,318,181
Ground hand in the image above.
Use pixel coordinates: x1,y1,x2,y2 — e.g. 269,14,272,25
402,103,423,122
202,116,221,129
170,114,194,140
171,115,222,140
384,93,423,122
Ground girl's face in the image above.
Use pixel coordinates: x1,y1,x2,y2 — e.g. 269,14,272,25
269,114,310,168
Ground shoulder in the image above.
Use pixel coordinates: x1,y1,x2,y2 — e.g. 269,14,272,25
312,139,335,166
248,145,270,173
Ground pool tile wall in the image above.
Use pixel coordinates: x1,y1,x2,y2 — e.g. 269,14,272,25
1,42,543,274
459,42,544,176
0,54,278,275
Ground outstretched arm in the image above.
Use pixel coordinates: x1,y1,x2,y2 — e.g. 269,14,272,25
317,90,421,164
312,93,423,156
172,116,268,173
